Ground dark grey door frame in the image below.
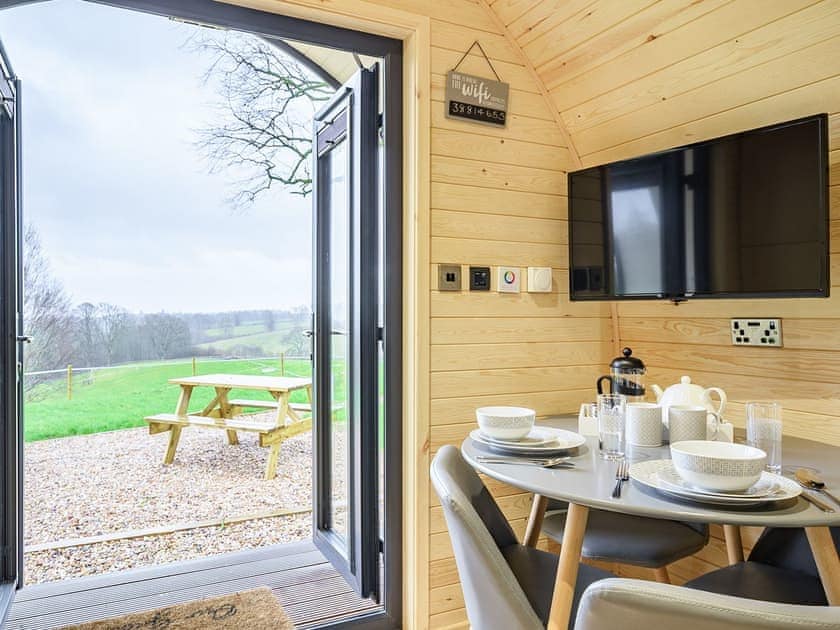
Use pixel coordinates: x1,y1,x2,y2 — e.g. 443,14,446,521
312,64,380,599
0,35,22,628
0,2,402,628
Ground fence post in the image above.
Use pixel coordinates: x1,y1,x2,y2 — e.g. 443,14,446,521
192,357,197,376
280,352,285,376
67,364,73,401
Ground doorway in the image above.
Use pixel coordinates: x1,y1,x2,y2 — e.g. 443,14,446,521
0,1,402,627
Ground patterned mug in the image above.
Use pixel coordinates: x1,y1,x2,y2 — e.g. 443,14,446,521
669,405,720,443
626,402,663,447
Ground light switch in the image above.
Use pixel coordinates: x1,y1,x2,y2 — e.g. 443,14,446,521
437,264,461,291
497,266,521,293
527,267,552,292
469,266,491,291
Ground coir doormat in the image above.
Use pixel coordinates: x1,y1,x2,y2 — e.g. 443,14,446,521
62,587,294,629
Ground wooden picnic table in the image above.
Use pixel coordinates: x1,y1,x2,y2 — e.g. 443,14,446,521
144,373,313,480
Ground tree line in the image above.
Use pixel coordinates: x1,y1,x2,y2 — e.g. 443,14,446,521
23,226,309,381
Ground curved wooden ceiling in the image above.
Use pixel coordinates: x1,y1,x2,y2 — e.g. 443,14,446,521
484,0,840,169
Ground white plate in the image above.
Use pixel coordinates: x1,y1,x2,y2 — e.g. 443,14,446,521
629,459,801,506
479,426,562,447
470,427,586,453
655,466,777,499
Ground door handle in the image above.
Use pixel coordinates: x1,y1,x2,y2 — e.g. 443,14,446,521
16,335,31,343
304,330,347,337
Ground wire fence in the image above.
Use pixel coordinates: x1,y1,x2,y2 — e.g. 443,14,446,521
24,354,312,400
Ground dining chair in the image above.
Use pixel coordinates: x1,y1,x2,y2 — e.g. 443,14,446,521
431,445,613,629
574,577,840,629
684,526,840,605
540,499,708,582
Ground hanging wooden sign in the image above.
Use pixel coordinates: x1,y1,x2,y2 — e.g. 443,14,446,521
445,41,509,127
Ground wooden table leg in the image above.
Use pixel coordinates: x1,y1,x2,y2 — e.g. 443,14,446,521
175,385,194,416
805,526,840,605
265,443,281,480
164,385,194,465
723,524,745,564
547,502,589,630
523,494,548,548
215,388,239,445
164,426,182,465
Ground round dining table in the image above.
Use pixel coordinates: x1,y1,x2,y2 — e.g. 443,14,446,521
461,415,840,630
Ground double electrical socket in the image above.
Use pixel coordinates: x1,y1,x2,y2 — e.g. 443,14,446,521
730,318,782,347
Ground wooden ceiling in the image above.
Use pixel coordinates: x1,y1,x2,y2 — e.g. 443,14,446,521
485,0,840,169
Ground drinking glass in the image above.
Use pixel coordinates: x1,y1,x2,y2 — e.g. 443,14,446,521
597,394,626,460
746,401,782,474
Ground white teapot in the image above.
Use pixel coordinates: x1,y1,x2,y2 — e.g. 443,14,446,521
651,376,727,434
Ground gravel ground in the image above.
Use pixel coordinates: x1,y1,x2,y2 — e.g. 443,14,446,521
24,416,346,585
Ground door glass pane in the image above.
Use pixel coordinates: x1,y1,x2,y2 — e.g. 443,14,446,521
328,137,349,550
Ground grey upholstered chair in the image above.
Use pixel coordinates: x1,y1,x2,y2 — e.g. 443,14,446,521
575,578,840,630
541,500,708,582
685,526,840,604
431,445,612,629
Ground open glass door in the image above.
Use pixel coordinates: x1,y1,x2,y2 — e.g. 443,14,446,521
0,36,23,625
311,64,380,601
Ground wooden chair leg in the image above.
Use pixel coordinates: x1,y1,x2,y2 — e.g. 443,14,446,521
523,494,548,548
265,443,281,480
164,426,182,465
226,430,239,445
723,524,745,564
653,566,671,583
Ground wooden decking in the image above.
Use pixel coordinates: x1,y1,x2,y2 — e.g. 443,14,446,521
8,541,379,629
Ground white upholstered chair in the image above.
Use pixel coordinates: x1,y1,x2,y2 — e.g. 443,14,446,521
431,445,612,629
575,578,840,630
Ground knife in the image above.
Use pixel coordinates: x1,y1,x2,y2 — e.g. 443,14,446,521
800,490,835,513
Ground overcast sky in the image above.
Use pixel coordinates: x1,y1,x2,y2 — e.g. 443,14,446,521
0,0,316,313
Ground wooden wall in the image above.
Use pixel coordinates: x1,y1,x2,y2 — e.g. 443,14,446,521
485,0,840,442
425,3,614,627
233,1,839,627
485,0,840,603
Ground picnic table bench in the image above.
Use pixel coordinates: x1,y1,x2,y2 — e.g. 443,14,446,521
144,374,312,480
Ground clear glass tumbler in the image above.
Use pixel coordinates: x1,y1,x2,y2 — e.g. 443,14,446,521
746,401,782,474
598,393,626,460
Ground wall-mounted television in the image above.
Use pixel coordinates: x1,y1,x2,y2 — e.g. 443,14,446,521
568,114,830,301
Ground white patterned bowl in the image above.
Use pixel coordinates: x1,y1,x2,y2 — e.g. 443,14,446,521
476,406,536,440
670,441,767,492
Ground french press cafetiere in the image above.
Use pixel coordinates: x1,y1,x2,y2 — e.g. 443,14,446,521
596,347,646,402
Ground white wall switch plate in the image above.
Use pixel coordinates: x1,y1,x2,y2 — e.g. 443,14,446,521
497,266,521,293
527,267,552,292
730,318,782,347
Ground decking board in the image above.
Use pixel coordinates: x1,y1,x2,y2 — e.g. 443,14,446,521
8,541,379,629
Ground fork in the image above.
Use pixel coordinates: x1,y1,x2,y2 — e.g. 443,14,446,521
475,456,574,468
611,459,629,498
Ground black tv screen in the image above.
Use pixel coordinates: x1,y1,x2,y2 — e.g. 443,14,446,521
568,114,830,301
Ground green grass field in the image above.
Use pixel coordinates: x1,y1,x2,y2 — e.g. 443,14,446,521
24,358,315,442
196,328,298,355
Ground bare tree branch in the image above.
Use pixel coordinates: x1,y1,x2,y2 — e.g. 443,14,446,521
189,33,334,206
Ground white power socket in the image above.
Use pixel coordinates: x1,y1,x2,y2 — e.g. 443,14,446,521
730,318,782,347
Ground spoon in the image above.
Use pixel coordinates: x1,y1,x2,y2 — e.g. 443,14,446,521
795,468,840,507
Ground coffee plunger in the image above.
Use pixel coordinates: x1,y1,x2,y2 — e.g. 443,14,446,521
596,347,646,402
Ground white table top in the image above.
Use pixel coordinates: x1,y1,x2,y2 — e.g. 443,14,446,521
462,415,840,527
